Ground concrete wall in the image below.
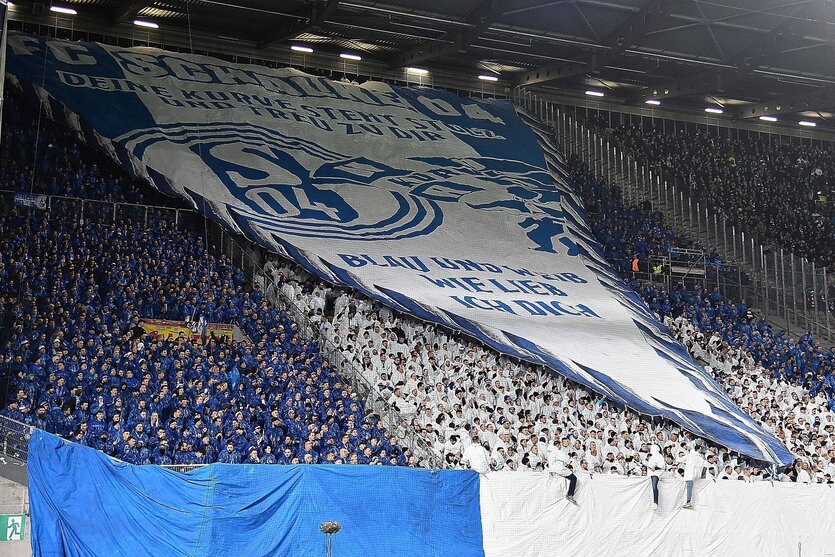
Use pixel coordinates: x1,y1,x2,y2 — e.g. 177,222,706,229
0,480,31,557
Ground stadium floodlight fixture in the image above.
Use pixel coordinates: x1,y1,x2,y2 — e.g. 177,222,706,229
758,116,777,122
340,53,361,61
478,75,499,82
134,20,159,29
50,5,77,15
704,107,723,114
799,120,817,127
585,90,604,97
291,45,313,53
644,99,661,105
407,67,429,76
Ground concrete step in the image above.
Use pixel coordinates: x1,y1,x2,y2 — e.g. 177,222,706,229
0,457,26,487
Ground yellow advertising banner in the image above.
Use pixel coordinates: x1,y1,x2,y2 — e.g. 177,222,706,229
141,319,235,341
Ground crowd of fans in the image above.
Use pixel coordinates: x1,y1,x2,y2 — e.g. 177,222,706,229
0,87,177,206
567,155,835,397
255,154,835,483
568,157,835,481
0,212,411,467
261,260,829,483
2,89,835,485
605,124,834,268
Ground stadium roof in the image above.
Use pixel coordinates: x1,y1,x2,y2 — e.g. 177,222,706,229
8,0,835,122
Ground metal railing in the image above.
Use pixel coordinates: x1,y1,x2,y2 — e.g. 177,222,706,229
512,89,834,344
0,415,33,463
161,464,205,474
0,189,198,227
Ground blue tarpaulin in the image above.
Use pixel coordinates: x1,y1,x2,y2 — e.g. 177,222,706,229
28,431,484,557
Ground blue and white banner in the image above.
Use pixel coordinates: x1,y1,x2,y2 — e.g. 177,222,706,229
6,35,792,465
13,192,47,210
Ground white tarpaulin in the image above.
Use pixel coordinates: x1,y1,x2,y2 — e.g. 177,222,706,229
6,34,791,465
480,472,835,557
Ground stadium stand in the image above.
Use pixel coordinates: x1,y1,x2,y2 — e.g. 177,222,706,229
1,87,833,483
566,155,835,482
0,87,180,207
3,1,835,553
0,210,411,467
604,124,834,269
259,154,835,483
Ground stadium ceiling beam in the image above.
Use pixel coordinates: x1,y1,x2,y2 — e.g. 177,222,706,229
255,0,340,50
388,0,500,70
628,5,810,104
813,0,835,60
513,0,685,88
112,0,147,25
734,87,835,119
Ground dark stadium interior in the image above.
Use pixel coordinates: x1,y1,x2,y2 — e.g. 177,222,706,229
5,0,835,123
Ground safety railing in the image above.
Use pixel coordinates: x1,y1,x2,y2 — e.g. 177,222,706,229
0,189,197,229
512,89,834,344
161,464,205,474
0,415,33,463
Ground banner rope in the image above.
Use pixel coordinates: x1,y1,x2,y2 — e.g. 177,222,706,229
28,3,54,193
185,2,214,327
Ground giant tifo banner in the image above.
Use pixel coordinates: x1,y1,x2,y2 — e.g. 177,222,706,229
27,432,835,556
7,34,791,465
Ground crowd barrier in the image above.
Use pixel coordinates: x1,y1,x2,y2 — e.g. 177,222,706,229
0,415,30,463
